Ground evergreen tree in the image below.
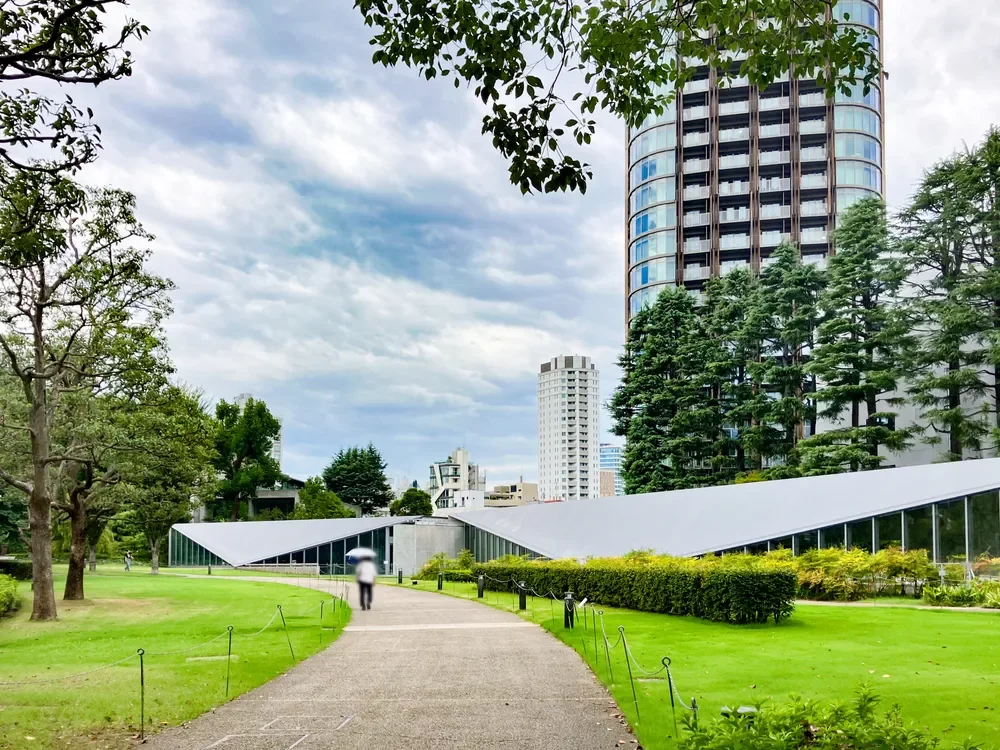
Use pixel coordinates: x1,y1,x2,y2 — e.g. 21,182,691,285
610,287,724,492
899,131,1000,460
293,477,353,520
212,397,282,521
390,487,434,516
322,444,394,516
752,242,825,472
799,198,913,473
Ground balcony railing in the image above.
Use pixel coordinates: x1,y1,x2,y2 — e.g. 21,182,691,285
684,265,711,280
683,185,711,200
716,180,748,197
683,211,710,227
759,177,791,192
719,127,750,142
759,123,790,138
759,96,790,111
759,150,791,165
684,158,710,173
683,131,710,147
799,118,827,135
759,204,791,220
801,173,828,189
720,261,751,274
800,201,828,216
683,105,710,120
800,146,828,162
761,231,792,247
683,78,710,93
803,253,827,268
718,100,750,115
719,234,751,250
799,92,827,107
684,238,711,253
801,229,830,244
720,207,751,223
719,153,750,169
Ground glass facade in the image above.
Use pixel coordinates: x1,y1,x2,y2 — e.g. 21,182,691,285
465,525,544,563
630,230,677,264
168,526,393,574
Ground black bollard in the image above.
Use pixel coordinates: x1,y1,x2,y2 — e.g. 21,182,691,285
518,581,527,611
207,563,211,576
398,569,403,584
437,572,443,590
477,575,485,598
564,591,575,629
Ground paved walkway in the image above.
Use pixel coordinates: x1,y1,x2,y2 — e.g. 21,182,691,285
146,578,628,749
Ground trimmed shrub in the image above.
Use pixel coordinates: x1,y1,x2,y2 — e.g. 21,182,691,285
442,570,474,583
679,686,967,750
0,558,31,581
788,547,936,601
472,554,796,625
923,580,1000,608
0,574,19,616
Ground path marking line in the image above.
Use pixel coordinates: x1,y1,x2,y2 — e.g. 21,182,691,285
286,736,310,750
345,621,535,632
335,715,354,731
259,717,281,730
204,733,305,749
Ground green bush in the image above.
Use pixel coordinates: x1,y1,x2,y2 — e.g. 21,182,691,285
0,573,19,616
416,550,477,580
442,569,474,582
788,547,936,601
472,554,797,625
679,686,973,750
923,580,1000,608
0,558,31,581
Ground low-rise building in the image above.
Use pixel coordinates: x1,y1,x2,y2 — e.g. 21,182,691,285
599,470,617,498
486,481,539,508
428,448,485,515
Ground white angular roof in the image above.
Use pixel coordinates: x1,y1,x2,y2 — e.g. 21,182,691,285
455,458,1000,559
171,517,410,567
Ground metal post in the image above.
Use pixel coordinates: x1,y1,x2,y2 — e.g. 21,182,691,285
208,563,211,575
564,591,575,629
619,627,639,723
398,569,403,584
477,575,485,598
277,605,295,660
437,572,443,591
225,626,233,697
320,600,325,630
137,648,145,739
664,656,678,737
518,581,527,611
600,611,613,683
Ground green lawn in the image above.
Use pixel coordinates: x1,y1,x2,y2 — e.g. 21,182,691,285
400,579,1000,750
0,567,350,749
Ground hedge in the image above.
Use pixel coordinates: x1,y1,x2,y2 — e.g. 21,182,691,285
0,558,31,581
471,556,796,624
0,574,19,616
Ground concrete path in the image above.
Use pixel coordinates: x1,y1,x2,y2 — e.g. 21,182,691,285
146,578,629,750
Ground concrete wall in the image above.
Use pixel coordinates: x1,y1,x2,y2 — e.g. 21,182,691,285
393,519,465,577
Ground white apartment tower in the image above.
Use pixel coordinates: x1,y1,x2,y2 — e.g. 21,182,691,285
538,355,601,501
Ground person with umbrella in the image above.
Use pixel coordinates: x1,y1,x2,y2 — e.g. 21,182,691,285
347,547,377,611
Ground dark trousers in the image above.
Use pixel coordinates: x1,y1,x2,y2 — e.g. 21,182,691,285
359,582,373,610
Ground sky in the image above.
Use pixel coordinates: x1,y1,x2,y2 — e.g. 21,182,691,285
77,0,1000,487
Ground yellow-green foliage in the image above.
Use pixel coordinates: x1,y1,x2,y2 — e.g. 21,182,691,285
0,573,19,616
472,553,797,624
791,547,936,601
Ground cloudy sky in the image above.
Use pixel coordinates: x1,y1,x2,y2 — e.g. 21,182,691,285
80,1,1000,487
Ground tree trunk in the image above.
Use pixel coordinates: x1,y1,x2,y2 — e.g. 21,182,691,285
88,544,96,572
27,486,57,620
949,359,962,460
63,496,86,601
150,539,160,575
865,393,879,459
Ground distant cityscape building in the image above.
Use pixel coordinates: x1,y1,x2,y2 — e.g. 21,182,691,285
599,443,625,496
538,355,600,501
599,470,617,498
235,392,283,469
625,3,885,321
428,448,486,514
486,481,539,508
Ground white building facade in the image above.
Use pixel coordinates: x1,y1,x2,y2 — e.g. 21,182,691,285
538,355,601,501
599,443,625,496
428,448,486,516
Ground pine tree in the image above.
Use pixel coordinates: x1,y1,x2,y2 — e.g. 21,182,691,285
751,242,825,472
798,198,913,473
610,287,724,492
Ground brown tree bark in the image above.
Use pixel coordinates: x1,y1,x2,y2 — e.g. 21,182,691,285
150,539,160,575
88,543,96,572
28,486,57,620
63,493,87,600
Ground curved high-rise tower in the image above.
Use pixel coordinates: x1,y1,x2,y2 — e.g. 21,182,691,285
625,2,885,324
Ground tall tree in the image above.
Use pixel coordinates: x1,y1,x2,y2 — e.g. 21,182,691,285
212,397,281,522
751,242,825,471
293,477,353,520
0,487,27,554
0,178,171,620
322,444,394,516
354,0,879,193
798,198,913,473
899,132,1000,461
0,1,147,174
610,287,724,493
390,487,433,517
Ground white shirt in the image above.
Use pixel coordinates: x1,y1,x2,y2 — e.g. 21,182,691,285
356,560,377,584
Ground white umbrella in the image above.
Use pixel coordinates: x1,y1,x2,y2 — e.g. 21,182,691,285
345,547,376,564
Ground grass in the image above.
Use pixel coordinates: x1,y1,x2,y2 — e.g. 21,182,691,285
398,578,1000,750
0,566,350,749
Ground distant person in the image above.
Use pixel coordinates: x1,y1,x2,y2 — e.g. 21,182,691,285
124,551,132,572
355,558,376,610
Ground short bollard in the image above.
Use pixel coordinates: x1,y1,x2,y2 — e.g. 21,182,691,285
564,591,575,629
437,572,443,590
518,581,527,611
207,563,211,575
477,575,485,598
397,569,403,584
137,648,145,739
